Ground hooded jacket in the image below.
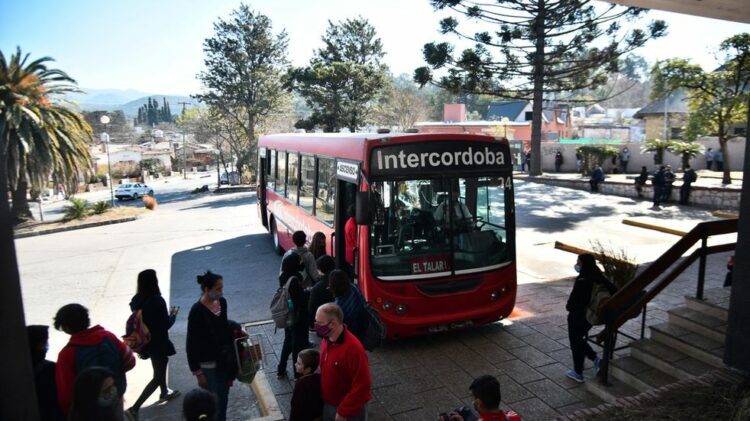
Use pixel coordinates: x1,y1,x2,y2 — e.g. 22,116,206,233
56,325,135,414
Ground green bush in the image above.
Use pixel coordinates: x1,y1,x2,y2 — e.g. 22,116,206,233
92,201,110,215
63,198,90,220
576,145,618,175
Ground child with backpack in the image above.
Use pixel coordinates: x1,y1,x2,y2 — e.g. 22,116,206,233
275,254,310,379
54,303,135,416
289,349,323,421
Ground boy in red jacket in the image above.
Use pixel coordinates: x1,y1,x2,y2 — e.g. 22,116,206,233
314,303,371,421
54,303,135,415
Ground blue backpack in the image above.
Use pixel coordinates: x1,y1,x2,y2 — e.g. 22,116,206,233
74,338,126,394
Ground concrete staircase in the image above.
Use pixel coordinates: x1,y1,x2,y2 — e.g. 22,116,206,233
585,287,729,403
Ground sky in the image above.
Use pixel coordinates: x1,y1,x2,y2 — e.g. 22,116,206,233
2,0,749,96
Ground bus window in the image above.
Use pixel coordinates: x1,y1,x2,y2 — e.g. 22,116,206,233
275,152,286,195
267,150,276,191
287,153,299,204
369,177,510,280
315,158,335,224
300,155,315,212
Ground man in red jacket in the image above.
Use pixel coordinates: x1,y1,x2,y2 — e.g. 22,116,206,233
314,303,371,421
53,303,136,415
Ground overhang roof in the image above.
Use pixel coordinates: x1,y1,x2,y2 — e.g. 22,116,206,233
606,0,749,24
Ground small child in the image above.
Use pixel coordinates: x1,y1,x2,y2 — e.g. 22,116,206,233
289,349,323,421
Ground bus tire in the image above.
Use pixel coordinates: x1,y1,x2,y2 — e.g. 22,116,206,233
270,219,283,255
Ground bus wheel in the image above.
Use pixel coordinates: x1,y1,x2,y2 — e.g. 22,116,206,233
270,219,283,255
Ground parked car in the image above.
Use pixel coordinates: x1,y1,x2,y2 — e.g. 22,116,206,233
115,183,154,200
220,171,240,185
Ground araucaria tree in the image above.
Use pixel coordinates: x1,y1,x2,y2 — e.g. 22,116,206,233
651,33,750,185
415,0,666,175
289,17,389,132
195,3,289,178
0,48,93,223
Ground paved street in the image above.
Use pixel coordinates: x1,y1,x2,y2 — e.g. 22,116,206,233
16,178,734,420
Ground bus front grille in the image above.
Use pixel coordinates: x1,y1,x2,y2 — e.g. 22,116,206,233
417,278,482,296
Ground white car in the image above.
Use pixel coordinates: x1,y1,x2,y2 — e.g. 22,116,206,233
115,182,154,200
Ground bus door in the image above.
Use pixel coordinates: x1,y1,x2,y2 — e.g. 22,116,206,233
334,160,360,274
258,147,268,228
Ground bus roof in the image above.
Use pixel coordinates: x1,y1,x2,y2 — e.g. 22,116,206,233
259,132,501,161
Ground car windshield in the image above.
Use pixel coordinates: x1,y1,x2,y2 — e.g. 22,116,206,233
120,184,133,188
368,176,512,280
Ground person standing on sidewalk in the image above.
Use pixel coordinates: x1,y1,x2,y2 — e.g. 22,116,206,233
589,165,605,192
186,271,234,421
565,254,610,383
276,253,310,379
619,147,631,174
315,303,371,421
28,325,65,421
652,166,666,209
705,147,714,170
634,166,648,198
554,151,564,172
679,165,697,205
283,230,321,288
662,165,676,203
715,148,724,171
127,269,180,419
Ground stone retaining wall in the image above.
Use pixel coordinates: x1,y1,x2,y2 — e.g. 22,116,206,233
526,177,741,210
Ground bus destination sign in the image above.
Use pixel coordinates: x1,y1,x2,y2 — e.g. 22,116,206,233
370,141,511,177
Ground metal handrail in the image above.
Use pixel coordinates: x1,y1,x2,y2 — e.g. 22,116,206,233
597,218,738,385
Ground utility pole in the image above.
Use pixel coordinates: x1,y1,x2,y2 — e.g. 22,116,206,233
178,101,191,179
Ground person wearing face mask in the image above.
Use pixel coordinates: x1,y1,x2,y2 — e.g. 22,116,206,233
315,303,371,421
565,254,612,383
276,253,310,379
27,325,65,421
186,271,233,421
68,367,124,421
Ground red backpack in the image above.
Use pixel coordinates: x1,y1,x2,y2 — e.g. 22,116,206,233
122,309,151,355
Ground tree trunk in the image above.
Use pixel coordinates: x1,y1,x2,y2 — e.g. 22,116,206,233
11,179,33,224
529,0,546,177
0,150,41,421
720,137,731,184
724,92,750,372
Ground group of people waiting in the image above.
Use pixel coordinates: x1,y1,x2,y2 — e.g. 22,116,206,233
27,269,235,421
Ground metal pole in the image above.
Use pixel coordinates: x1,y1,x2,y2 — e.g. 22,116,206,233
105,132,115,207
183,132,187,180
697,230,708,300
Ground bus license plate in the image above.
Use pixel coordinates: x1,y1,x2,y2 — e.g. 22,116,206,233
427,320,474,333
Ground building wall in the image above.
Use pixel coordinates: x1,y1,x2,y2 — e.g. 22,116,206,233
643,114,688,140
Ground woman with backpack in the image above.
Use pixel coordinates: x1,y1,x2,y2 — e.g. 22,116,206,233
328,269,369,342
276,254,310,379
186,271,234,421
565,254,615,383
126,269,180,419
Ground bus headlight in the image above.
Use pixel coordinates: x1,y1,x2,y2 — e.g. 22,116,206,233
382,302,393,311
395,304,408,315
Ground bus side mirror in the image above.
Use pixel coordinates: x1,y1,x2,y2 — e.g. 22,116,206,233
356,191,370,225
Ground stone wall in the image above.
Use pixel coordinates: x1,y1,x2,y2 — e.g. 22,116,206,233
525,177,741,210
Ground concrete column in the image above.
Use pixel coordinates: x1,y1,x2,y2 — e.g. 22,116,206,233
724,101,750,372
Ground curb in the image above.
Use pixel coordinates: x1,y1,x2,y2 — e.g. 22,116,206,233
251,371,284,421
14,216,138,239
214,185,256,194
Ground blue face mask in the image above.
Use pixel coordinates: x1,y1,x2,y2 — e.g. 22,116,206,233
574,264,581,273
208,290,222,301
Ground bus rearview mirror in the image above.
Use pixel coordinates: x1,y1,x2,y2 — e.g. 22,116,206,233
356,191,370,225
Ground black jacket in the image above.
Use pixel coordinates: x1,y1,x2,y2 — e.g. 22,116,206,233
308,274,334,324
280,271,307,328
130,294,176,357
186,297,231,372
566,275,594,315
34,359,65,421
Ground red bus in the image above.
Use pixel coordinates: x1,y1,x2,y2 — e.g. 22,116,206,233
257,132,516,339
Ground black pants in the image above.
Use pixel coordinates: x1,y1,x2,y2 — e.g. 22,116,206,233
132,354,169,410
679,183,692,204
589,179,600,192
653,186,662,206
277,323,309,377
568,312,597,375
662,184,673,202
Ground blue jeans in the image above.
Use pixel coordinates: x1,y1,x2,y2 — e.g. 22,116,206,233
204,367,230,421
323,403,367,421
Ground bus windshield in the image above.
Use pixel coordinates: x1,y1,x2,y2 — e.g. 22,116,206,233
368,177,511,280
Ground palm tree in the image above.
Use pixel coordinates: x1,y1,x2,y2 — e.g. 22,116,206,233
667,140,704,170
640,138,671,166
0,48,93,223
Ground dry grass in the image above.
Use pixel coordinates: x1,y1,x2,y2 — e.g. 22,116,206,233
15,207,149,235
586,377,749,421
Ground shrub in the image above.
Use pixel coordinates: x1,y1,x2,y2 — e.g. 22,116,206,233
92,201,110,215
63,198,90,220
590,240,639,289
575,145,618,175
143,195,157,210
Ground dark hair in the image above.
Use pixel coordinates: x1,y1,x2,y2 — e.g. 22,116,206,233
298,348,320,372
328,269,351,298
27,325,49,365
310,232,326,258
292,231,307,247
183,388,217,421
54,303,90,333
137,269,161,297
68,367,118,421
281,253,302,274
469,375,501,410
316,255,335,276
578,253,605,281
347,204,356,218
197,271,222,291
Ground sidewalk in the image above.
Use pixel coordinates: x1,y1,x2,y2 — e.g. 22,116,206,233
247,250,734,421
518,170,744,190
